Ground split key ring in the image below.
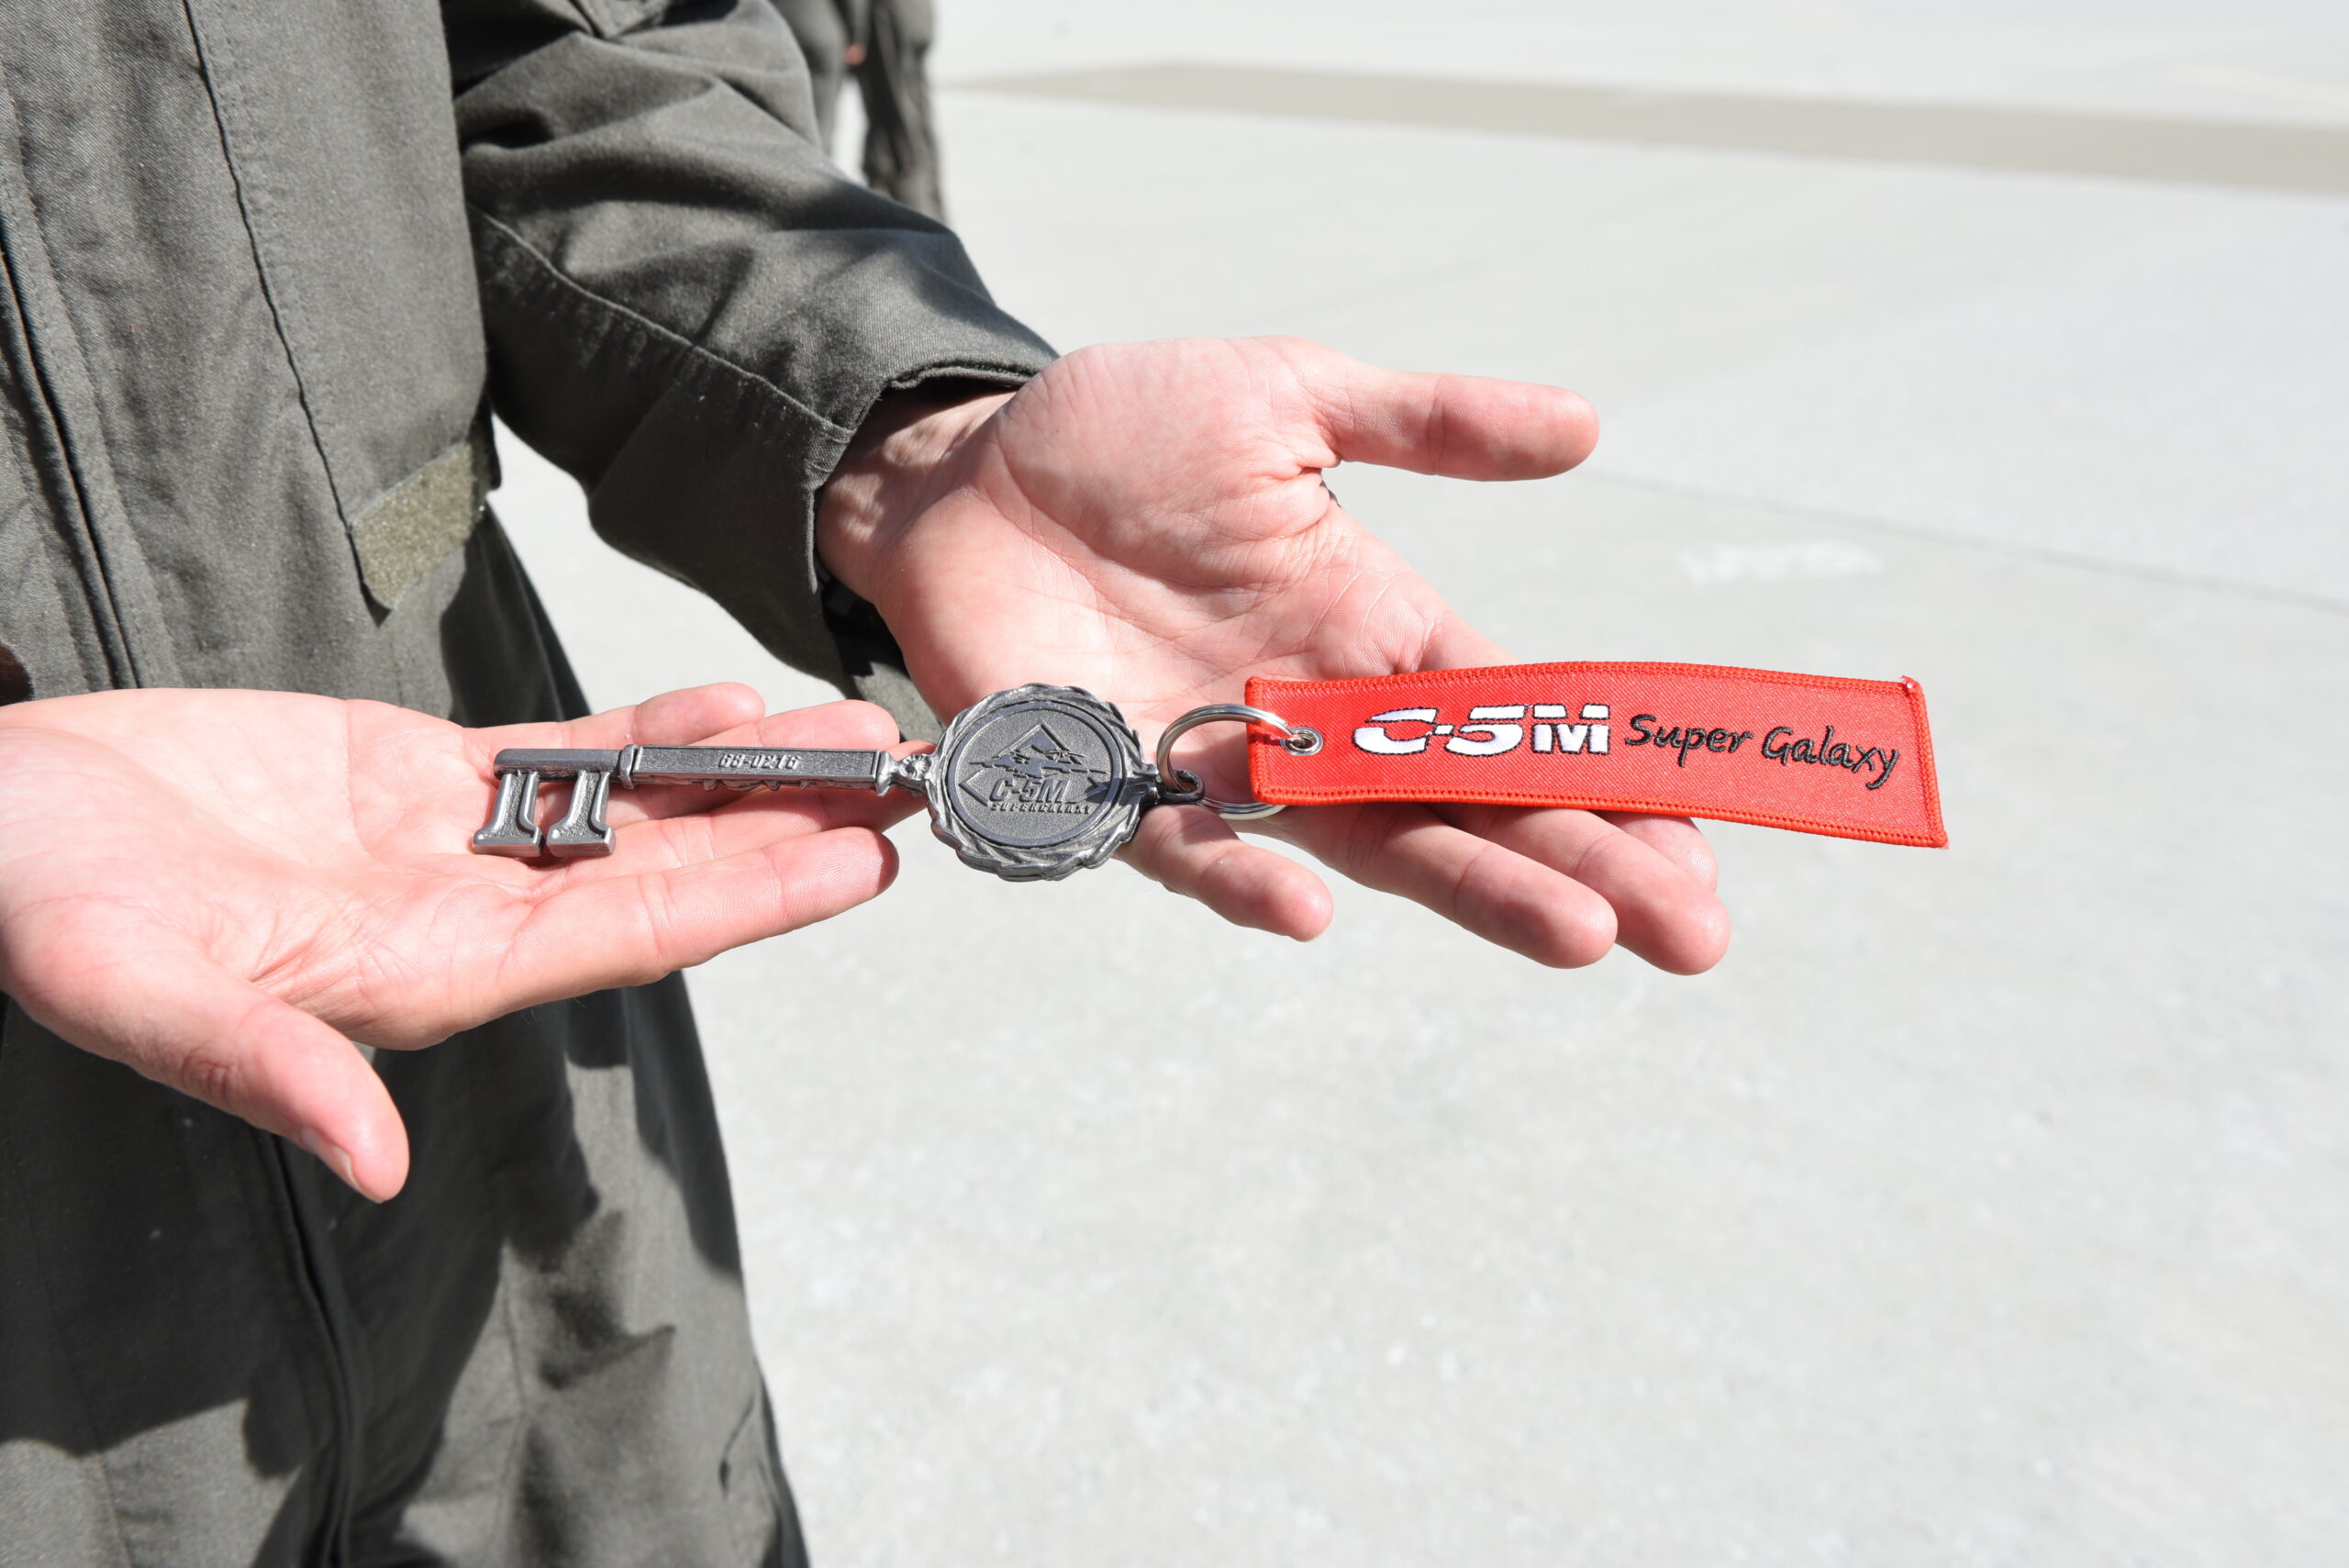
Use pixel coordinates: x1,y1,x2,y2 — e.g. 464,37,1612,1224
1153,704,1323,820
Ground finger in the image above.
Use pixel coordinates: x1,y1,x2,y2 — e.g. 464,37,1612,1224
1365,622,1726,948
496,826,899,1005
1431,802,1731,973
18,942,409,1200
1598,811,1719,892
1269,802,1621,967
1278,340,1599,481
627,684,773,745
558,764,921,879
1416,614,1510,673
473,683,769,756
1122,804,1333,940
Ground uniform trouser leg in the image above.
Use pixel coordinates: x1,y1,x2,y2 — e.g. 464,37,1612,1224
771,0,851,153
854,0,943,220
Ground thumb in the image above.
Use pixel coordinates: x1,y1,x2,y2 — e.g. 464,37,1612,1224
21,946,410,1201
1280,339,1599,481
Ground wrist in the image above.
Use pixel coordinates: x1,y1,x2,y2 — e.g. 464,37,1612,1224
817,382,1011,603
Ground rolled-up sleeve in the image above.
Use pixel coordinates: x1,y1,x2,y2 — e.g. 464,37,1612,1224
447,0,1054,706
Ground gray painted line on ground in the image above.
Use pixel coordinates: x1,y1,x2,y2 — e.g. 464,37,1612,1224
962,65,2349,195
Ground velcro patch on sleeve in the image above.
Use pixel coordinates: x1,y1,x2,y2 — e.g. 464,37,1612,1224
1244,662,1946,848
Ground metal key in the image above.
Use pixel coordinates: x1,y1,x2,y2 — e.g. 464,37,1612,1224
472,684,1178,881
472,743,925,858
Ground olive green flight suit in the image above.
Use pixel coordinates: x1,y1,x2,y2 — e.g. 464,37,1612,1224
0,0,1051,1562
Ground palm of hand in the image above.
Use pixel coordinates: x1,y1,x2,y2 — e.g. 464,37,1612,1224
0,684,907,1197
871,339,1469,716
836,338,1731,973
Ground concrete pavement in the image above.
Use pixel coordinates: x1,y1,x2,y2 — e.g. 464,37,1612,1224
490,5,2349,1561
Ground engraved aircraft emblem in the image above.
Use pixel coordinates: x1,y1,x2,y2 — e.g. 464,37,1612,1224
958,720,1108,814
969,722,1099,783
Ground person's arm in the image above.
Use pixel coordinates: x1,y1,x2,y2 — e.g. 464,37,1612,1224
443,4,1727,970
0,684,916,1199
445,0,1053,724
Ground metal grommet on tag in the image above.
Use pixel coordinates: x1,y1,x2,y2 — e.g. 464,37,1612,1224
1153,704,1321,820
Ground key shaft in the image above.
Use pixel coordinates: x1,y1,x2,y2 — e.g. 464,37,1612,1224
472,744,924,860
624,745,906,793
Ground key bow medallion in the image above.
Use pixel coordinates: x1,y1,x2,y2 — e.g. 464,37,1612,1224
924,684,1150,881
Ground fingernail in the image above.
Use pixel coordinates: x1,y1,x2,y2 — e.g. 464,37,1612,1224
297,1127,365,1197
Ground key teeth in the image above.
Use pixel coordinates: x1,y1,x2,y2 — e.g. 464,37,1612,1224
544,833,614,858
472,828,545,857
542,769,616,858
543,827,615,858
473,770,545,857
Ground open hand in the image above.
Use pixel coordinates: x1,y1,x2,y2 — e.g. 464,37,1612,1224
818,337,1731,971
0,684,917,1198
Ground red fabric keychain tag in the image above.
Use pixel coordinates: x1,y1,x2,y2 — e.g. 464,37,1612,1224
1244,662,1946,848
